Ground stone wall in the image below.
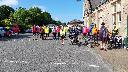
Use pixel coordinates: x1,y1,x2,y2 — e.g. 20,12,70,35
91,0,128,36
121,0,128,36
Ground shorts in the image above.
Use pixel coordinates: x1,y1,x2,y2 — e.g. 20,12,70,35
61,35,65,39
100,37,107,42
83,33,87,36
33,32,36,35
36,32,40,35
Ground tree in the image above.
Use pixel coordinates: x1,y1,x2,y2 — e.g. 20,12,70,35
0,5,14,26
12,7,30,32
12,7,29,25
42,12,52,25
1,19,12,26
28,7,42,25
0,5,14,21
55,21,62,26
51,19,57,24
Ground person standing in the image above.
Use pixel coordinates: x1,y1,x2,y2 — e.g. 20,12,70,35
36,25,41,38
92,24,98,45
99,22,108,51
112,24,119,36
57,26,61,40
32,25,36,40
60,27,65,45
82,26,89,44
64,26,68,36
48,26,51,37
41,25,45,40
52,26,57,40
44,26,49,39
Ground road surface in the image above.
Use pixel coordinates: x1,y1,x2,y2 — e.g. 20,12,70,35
0,33,113,72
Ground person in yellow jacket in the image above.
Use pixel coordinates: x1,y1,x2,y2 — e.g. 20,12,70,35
112,25,119,36
60,27,66,45
64,26,68,36
44,26,49,39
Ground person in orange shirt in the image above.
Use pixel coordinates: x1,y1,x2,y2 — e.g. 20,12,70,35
92,24,98,45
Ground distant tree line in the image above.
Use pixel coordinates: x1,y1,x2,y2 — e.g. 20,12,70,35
0,5,62,30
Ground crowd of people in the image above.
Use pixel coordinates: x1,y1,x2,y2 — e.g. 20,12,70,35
32,22,121,51
32,25,68,45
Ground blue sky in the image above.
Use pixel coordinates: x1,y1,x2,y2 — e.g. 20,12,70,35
0,0,83,23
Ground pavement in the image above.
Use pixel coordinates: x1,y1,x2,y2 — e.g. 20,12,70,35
0,33,113,72
94,47,128,72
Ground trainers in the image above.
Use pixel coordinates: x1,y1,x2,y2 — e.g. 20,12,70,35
104,49,107,51
100,48,104,50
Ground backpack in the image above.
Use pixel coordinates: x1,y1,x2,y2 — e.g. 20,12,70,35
99,26,107,38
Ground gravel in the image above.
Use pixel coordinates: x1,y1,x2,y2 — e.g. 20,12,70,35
0,33,113,72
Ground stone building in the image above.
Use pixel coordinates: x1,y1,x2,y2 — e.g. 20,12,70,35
83,0,128,36
67,19,84,28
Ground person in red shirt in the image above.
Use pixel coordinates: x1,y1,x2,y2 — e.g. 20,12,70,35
13,26,17,35
32,25,36,40
56,26,61,40
16,25,20,34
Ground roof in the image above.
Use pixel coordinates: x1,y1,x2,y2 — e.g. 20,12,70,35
68,19,84,24
90,0,108,11
48,24,56,27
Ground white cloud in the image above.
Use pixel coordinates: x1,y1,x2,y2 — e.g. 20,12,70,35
32,5,46,12
54,17,59,21
0,0,18,6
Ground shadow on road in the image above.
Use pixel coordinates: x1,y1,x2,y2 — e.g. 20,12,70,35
0,33,32,41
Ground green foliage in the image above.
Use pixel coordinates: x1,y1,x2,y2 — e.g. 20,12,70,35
28,7,42,25
56,21,62,26
42,12,52,25
0,5,63,31
0,5,14,21
0,5,14,26
1,19,11,26
12,7,29,25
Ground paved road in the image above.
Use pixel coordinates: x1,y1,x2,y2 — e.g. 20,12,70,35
0,33,113,72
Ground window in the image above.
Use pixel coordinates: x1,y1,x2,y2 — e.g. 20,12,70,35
117,2,121,12
118,13,121,30
112,14,116,29
114,5,116,12
112,4,116,13
118,13,121,22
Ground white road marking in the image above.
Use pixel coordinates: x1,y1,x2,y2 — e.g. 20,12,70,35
14,39,16,42
89,65,100,68
4,60,28,63
54,62,66,65
9,61,14,63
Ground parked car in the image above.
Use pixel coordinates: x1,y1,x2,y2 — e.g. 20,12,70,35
0,27,6,38
25,29,32,33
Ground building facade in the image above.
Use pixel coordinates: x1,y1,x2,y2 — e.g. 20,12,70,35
83,0,128,36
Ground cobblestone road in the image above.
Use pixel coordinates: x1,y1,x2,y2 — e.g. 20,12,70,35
0,33,113,72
